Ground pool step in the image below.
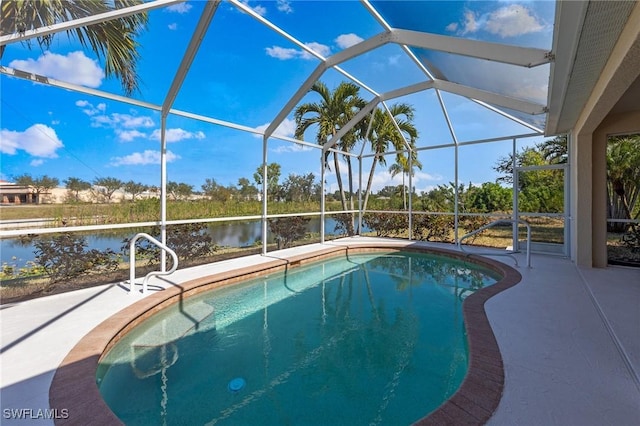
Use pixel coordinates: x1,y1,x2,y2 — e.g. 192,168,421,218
133,301,215,348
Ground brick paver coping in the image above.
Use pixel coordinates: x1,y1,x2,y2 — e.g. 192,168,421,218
50,242,522,425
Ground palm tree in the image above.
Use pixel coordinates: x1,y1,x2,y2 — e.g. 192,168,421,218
363,103,417,212
1,0,148,95
294,81,366,214
539,135,568,164
389,147,422,210
607,135,640,232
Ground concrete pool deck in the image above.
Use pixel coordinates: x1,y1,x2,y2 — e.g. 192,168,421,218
1,237,639,425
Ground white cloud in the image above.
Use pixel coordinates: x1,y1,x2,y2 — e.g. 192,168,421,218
239,1,266,16
447,4,544,38
254,118,296,138
168,23,178,31
266,42,331,60
253,5,267,16
74,102,205,143
166,3,192,13
116,129,147,142
272,143,313,153
388,54,401,66
31,159,45,167
0,124,63,158
114,114,155,128
301,42,331,59
277,0,292,13
335,33,364,49
265,46,299,60
460,10,480,35
149,128,206,143
485,4,544,37
90,112,155,129
9,51,104,87
111,150,180,166
75,100,106,116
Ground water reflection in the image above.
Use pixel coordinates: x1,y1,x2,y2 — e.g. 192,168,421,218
97,253,492,425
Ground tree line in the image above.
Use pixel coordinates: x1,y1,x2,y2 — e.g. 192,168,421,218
10,132,639,235
10,165,321,205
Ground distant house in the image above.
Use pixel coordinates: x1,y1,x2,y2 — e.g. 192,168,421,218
0,181,48,204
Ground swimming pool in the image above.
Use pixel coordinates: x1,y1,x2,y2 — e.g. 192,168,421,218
96,250,502,425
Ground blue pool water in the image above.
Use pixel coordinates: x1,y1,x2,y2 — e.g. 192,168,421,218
97,252,500,425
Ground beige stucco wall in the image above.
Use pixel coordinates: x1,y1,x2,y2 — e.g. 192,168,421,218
571,3,640,267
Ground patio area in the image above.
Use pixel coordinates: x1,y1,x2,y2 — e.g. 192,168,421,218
1,237,638,425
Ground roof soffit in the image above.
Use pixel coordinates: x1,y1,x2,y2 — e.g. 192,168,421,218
547,0,637,135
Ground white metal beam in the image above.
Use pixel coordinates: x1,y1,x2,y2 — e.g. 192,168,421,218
0,0,184,46
229,0,325,62
391,29,552,68
0,65,160,111
363,0,546,138
0,64,323,148
434,80,546,115
436,89,459,145
232,0,382,141
381,101,412,151
325,32,392,68
157,1,219,269
360,0,436,81
323,98,380,153
264,65,327,139
380,81,435,101
471,99,544,134
170,108,319,149
161,0,220,115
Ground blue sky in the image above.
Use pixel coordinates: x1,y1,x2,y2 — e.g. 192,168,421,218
0,0,555,195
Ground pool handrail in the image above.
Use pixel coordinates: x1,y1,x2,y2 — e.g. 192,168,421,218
129,232,178,294
458,219,532,268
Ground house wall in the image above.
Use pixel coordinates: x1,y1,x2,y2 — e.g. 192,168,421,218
571,3,640,267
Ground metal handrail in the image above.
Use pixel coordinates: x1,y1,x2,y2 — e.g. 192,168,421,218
129,233,178,294
457,219,531,268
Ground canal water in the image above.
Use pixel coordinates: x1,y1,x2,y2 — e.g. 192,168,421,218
0,218,365,269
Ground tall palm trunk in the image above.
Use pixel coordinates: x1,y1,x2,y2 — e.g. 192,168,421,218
608,180,634,232
402,173,407,210
333,152,348,211
346,155,356,234
363,155,379,212
347,156,354,211
330,129,349,215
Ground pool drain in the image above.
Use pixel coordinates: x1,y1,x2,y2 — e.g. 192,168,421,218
228,377,246,392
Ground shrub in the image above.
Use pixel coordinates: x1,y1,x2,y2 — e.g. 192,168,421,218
363,213,408,237
268,217,310,249
412,214,455,242
122,223,217,266
622,227,640,252
34,233,120,289
332,213,355,236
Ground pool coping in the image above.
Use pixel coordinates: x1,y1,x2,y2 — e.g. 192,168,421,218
49,242,522,425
